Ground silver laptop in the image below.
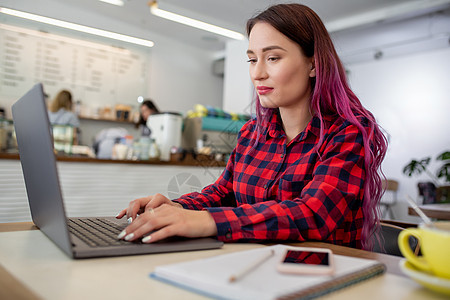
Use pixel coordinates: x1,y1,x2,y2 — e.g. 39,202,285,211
12,83,223,259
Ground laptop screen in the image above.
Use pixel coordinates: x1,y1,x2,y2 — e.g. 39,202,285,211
12,83,74,257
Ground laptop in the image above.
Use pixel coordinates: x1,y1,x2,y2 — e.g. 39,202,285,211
12,83,223,259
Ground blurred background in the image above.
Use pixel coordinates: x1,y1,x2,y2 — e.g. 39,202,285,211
0,0,449,223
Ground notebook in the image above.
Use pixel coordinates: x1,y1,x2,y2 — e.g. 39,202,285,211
151,244,386,300
11,83,223,259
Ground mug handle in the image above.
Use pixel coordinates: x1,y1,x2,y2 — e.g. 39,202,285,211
398,229,431,272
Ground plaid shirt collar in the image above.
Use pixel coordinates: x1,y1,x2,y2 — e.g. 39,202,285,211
265,110,323,143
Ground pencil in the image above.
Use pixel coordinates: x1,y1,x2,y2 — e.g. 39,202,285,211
229,249,275,282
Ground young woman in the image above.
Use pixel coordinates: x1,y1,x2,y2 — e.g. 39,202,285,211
48,90,80,128
136,99,159,137
116,4,387,250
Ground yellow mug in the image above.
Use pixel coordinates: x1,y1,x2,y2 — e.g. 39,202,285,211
398,221,450,279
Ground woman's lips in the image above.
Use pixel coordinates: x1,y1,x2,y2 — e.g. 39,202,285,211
256,86,273,95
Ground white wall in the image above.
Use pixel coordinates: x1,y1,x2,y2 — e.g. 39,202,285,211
222,40,253,115
347,47,450,222
148,33,223,114
0,0,223,118
334,10,450,222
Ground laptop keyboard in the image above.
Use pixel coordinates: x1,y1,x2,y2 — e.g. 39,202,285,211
68,218,135,247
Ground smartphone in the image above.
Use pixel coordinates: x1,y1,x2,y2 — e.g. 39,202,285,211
277,246,335,275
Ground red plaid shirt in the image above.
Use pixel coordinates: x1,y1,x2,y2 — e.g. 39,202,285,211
174,112,368,248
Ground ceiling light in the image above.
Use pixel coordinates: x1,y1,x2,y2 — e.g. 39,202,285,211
148,1,244,40
0,7,154,47
98,0,124,6
0,23,130,54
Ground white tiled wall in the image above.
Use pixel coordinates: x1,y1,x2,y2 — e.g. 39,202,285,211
0,159,223,223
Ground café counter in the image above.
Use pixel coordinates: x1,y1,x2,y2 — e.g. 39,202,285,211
0,151,227,167
0,152,225,223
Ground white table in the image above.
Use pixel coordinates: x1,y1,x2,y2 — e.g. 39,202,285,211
0,224,446,300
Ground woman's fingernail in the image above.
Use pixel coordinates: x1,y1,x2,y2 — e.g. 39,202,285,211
124,233,135,241
117,230,126,239
127,217,133,224
115,213,121,218
142,236,151,243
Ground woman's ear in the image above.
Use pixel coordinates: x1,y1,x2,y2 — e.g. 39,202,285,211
309,59,316,78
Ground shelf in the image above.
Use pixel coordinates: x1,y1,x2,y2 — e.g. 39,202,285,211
79,116,135,124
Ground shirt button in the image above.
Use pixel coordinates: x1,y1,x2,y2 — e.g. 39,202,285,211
280,154,284,158
264,184,268,189
225,232,232,239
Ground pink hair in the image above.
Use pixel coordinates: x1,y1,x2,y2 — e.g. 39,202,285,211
247,4,388,250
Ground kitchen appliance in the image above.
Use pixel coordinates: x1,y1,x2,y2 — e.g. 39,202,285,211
147,112,182,161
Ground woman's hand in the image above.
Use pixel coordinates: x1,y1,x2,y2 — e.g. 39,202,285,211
115,193,181,223
115,194,218,243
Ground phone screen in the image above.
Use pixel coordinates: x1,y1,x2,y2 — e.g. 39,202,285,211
282,250,329,266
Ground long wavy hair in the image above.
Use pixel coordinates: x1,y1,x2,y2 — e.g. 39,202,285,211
49,90,72,113
247,4,387,250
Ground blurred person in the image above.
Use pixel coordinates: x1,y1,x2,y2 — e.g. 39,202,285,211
136,99,159,137
48,90,80,128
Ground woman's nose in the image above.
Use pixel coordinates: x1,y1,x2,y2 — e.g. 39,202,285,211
251,62,268,81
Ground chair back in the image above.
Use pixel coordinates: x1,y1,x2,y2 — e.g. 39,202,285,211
379,179,399,219
372,222,419,257
418,182,437,204
383,179,399,192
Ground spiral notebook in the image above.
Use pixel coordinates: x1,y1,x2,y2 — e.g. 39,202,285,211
150,244,386,300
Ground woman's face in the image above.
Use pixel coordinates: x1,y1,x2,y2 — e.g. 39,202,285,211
247,22,316,110
140,105,153,121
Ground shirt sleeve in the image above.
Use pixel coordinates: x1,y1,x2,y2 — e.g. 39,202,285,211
204,122,367,243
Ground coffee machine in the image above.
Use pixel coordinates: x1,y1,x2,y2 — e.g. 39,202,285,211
146,112,182,161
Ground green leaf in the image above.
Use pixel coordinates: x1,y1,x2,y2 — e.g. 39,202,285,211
402,158,429,176
437,151,450,161
437,162,450,183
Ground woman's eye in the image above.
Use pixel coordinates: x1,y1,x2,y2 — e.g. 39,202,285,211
268,56,279,62
247,58,257,64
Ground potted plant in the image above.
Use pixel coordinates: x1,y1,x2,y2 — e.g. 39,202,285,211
402,150,450,203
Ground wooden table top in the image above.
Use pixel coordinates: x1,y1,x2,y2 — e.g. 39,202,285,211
408,203,450,220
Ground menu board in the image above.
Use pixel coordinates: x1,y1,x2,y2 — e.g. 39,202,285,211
0,24,150,110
